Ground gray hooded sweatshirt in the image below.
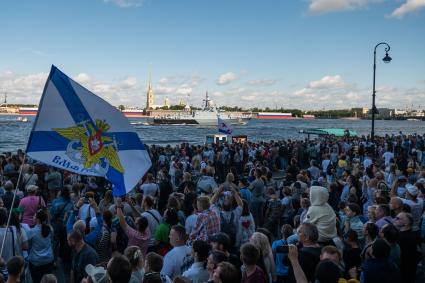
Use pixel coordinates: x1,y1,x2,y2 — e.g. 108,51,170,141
304,186,337,242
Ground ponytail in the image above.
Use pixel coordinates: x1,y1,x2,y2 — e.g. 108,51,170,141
36,209,50,238
41,223,50,238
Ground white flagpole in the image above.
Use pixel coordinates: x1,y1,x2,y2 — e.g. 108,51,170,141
0,154,26,257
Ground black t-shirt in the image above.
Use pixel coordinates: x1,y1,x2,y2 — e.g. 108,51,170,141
72,244,98,283
287,246,321,283
228,253,242,278
343,247,362,273
2,191,20,210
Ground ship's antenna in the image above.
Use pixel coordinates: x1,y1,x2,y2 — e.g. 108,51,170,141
203,91,210,108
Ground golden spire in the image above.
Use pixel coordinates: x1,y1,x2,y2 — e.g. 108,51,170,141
146,67,154,109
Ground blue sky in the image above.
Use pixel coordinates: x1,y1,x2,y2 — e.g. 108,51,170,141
0,0,424,110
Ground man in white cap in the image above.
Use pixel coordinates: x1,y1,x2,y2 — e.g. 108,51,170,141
401,184,424,238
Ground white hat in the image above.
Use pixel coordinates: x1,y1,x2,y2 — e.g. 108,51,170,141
406,184,418,197
85,264,107,283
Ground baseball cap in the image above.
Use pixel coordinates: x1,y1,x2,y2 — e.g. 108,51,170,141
406,184,418,197
85,264,107,283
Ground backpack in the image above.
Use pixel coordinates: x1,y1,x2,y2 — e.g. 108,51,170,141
112,218,130,253
220,211,236,246
326,162,334,175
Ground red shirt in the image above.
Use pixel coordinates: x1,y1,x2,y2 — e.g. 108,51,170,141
242,266,266,283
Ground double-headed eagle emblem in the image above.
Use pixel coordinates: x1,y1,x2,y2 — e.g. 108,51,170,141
53,119,124,175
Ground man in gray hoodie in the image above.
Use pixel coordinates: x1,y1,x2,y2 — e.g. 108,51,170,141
303,186,337,245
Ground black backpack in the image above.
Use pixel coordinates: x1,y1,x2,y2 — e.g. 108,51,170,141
326,162,334,175
112,217,130,253
220,211,236,246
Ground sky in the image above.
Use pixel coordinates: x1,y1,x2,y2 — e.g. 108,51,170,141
0,0,424,110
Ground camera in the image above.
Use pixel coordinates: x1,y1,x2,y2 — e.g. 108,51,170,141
276,245,289,253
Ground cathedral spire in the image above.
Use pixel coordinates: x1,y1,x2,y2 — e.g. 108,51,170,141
146,69,154,110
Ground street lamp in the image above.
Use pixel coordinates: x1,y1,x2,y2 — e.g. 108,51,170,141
371,42,391,142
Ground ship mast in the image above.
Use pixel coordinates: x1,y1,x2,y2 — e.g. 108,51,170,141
203,91,210,108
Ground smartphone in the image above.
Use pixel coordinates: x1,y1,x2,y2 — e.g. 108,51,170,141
276,245,289,253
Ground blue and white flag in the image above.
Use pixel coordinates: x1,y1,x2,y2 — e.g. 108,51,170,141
218,116,233,135
26,66,152,196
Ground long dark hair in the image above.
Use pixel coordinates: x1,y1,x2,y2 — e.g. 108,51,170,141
241,199,250,216
36,209,50,238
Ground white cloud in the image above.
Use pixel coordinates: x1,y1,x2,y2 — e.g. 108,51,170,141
391,0,425,18
307,75,346,89
241,95,257,101
247,79,277,86
308,0,372,14
158,77,170,84
103,0,144,8
217,72,238,85
0,71,47,104
120,76,138,89
73,73,91,84
211,91,225,97
176,85,192,96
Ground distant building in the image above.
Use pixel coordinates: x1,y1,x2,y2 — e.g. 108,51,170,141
146,74,154,110
164,97,171,108
376,108,393,118
351,107,369,118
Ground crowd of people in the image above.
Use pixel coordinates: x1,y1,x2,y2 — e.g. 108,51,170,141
0,132,424,283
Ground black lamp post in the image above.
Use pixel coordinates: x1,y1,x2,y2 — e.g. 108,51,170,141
371,42,392,142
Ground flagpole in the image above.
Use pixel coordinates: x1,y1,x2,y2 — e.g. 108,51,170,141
0,154,26,257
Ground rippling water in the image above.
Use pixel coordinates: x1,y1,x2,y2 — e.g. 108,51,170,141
1,115,425,152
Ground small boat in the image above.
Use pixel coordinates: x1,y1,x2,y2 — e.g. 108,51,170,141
300,128,358,138
17,117,28,122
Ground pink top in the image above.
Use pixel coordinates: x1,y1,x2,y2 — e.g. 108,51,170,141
19,196,46,226
124,225,151,256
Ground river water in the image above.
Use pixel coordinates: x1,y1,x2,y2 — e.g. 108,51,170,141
1,115,425,152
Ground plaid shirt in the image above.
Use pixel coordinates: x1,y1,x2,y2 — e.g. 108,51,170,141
189,208,220,241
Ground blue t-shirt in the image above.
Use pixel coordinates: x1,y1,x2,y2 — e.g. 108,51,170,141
272,239,289,276
239,188,252,204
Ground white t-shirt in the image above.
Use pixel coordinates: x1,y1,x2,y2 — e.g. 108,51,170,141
401,198,424,231
161,245,192,279
322,159,330,173
182,262,210,283
78,203,96,220
185,214,198,235
382,151,394,166
142,209,162,246
363,158,373,170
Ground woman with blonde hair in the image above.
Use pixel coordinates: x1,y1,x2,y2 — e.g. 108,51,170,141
367,205,377,223
124,246,145,283
250,232,276,283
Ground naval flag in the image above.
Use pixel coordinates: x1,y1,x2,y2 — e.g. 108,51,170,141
218,116,233,135
26,66,152,196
